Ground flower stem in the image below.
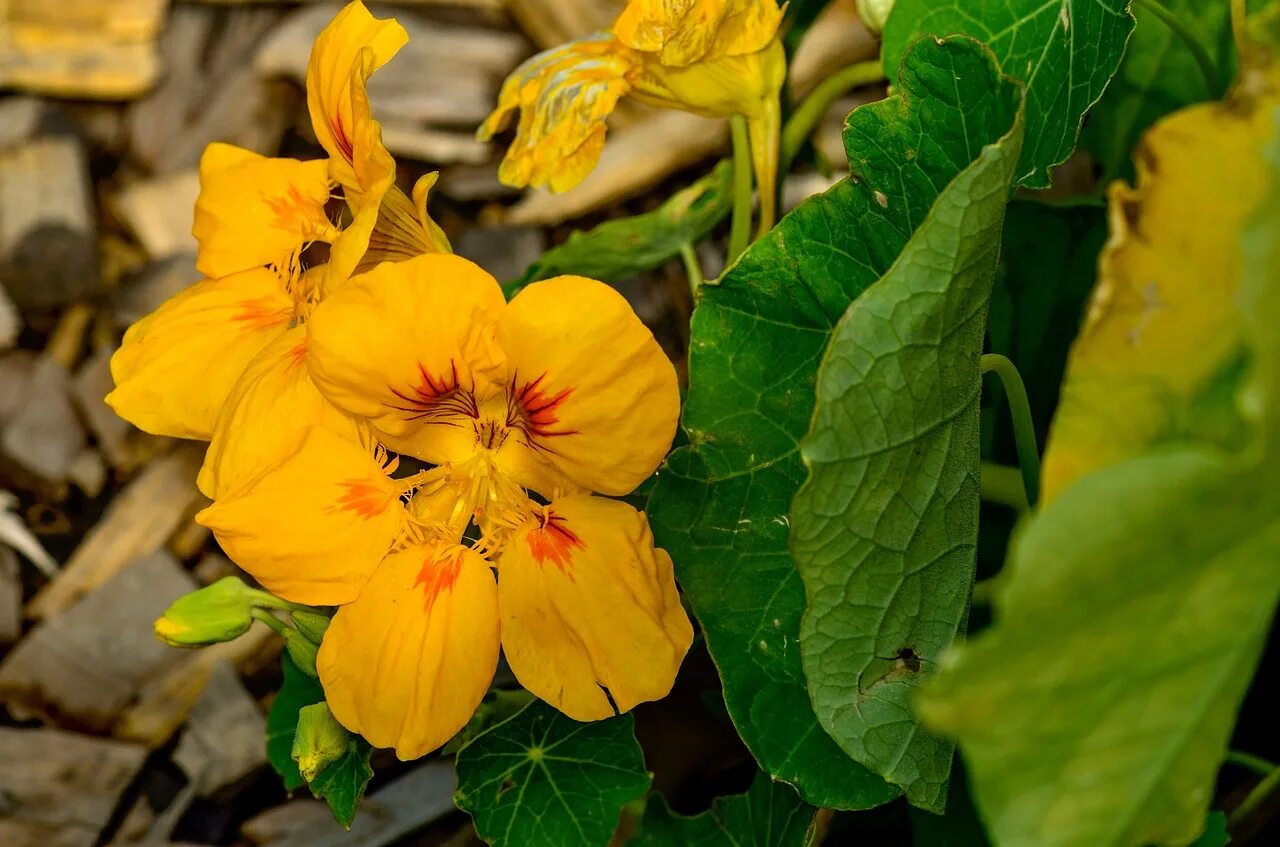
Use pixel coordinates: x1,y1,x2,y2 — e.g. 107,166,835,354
749,97,782,238
1229,761,1280,828
1134,0,1223,94
728,114,754,265
782,60,886,165
250,607,289,637
981,354,1041,508
980,462,1029,512
679,242,704,292
1227,750,1279,777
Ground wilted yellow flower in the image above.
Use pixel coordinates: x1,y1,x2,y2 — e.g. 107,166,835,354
478,0,784,219
196,253,692,759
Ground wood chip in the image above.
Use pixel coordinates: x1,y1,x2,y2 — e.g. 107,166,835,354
505,0,615,49
0,136,99,310
72,345,136,470
0,284,18,351
113,253,201,326
788,2,878,101
1,545,20,644
0,96,46,149
0,726,147,847
0,356,88,485
67,448,108,498
114,170,201,260
454,225,546,282
380,124,493,165
242,761,457,847
0,550,195,730
28,446,206,620
173,660,268,795
0,350,37,427
0,0,166,99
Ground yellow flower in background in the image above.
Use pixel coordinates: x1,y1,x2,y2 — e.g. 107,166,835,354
478,0,785,224
197,252,692,759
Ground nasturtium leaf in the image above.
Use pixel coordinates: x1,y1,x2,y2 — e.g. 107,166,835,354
633,773,817,847
648,34,1021,809
791,75,1024,811
1083,0,1235,179
1191,813,1230,847
266,653,324,792
882,0,1134,189
453,701,651,847
507,164,731,294
916,84,1280,847
1039,74,1280,501
307,735,374,830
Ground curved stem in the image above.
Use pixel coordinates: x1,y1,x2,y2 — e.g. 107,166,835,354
782,60,887,165
1134,0,1223,94
981,354,1041,508
727,114,754,265
1228,750,1279,777
980,462,1030,512
250,608,289,637
1229,762,1280,827
679,242,704,292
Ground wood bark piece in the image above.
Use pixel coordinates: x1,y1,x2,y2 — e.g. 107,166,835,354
0,96,45,148
173,660,268,795
0,550,195,730
72,345,136,469
114,170,201,260
0,726,147,847
0,350,37,427
505,0,614,49
1,545,20,643
113,253,201,326
454,225,546,283
0,136,99,310
242,761,457,847
0,284,18,351
28,446,205,619
0,0,166,99
0,356,88,485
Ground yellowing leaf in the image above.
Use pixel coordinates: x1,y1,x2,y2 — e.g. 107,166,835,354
1041,74,1280,501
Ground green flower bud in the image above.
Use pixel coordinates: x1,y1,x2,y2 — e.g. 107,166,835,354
291,610,331,644
292,702,351,783
154,577,256,647
283,627,320,677
856,0,895,34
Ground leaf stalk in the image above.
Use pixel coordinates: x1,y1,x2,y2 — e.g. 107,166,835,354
980,354,1041,508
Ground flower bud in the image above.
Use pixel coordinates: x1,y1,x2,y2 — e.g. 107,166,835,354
856,0,895,34
292,702,351,783
283,627,320,677
291,610,332,643
154,577,256,647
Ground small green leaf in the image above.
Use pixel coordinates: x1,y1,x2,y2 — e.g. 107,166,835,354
1190,813,1230,847
883,0,1134,189
454,701,651,847
648,34,1021,810
791,68,1024,810
266,653,324,792
308,736,374,830
632,773,817,847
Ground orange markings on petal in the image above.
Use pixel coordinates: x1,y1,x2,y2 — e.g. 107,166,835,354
509,372,577,439
524,511,584,574
415,549,463,613
333,479,396,520
233,296,295,331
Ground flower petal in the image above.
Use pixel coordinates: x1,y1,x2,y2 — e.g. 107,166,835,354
613,0,783,66
199,326,364,499
478,33,637,193
106,269,292,440
318,543,499,759
307,253,506,463
196,427,404,605
498,495,692,720
306,0,406,193
193,144,336,280
630,37,785,119
496,276,679,496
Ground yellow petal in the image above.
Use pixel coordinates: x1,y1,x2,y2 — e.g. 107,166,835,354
317,543,499,759
497,276,679,496
306,0,406,193
106,269,293,440
498,495,692,720
196,427,404,605
630,37,785,119
193,143,337,280
306,253,506,462
478,33,638,193
199,326,364,500
359,177,452,272
613,0,783,66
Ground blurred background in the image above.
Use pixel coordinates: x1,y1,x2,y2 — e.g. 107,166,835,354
0,1,882,844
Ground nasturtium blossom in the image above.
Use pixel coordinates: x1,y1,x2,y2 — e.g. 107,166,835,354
478,0,784,209
195,252,692,759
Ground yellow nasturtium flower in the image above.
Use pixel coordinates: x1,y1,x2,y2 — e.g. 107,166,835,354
196,253,693,759
109,0,446,477
478,0,784,221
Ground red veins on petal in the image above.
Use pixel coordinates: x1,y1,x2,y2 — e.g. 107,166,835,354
509,372,577,438
233,297,292,331
387,359,479,423
333,479,390,520
285,338,309,373
525,512,584,575
415,550,463,613
331,115,355,163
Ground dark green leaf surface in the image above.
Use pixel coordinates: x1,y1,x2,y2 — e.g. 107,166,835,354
1083,0,1234,179
266,653,324,792
633,773,816,847
1190,813,1230,847
647,35,1021,809
791,77,1024,810
308,737,374,830
883,0,1134,189
454,701,651,847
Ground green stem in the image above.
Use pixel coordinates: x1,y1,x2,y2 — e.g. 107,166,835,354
1134,0,1223,94
727,114,754,265
1232,0,1249,59
679,242,704,292
1228,750,1279,777
781,60,887,165
1229,762,1280,827
980,462,1030,512
980,354,1041,508
250,608,289,637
